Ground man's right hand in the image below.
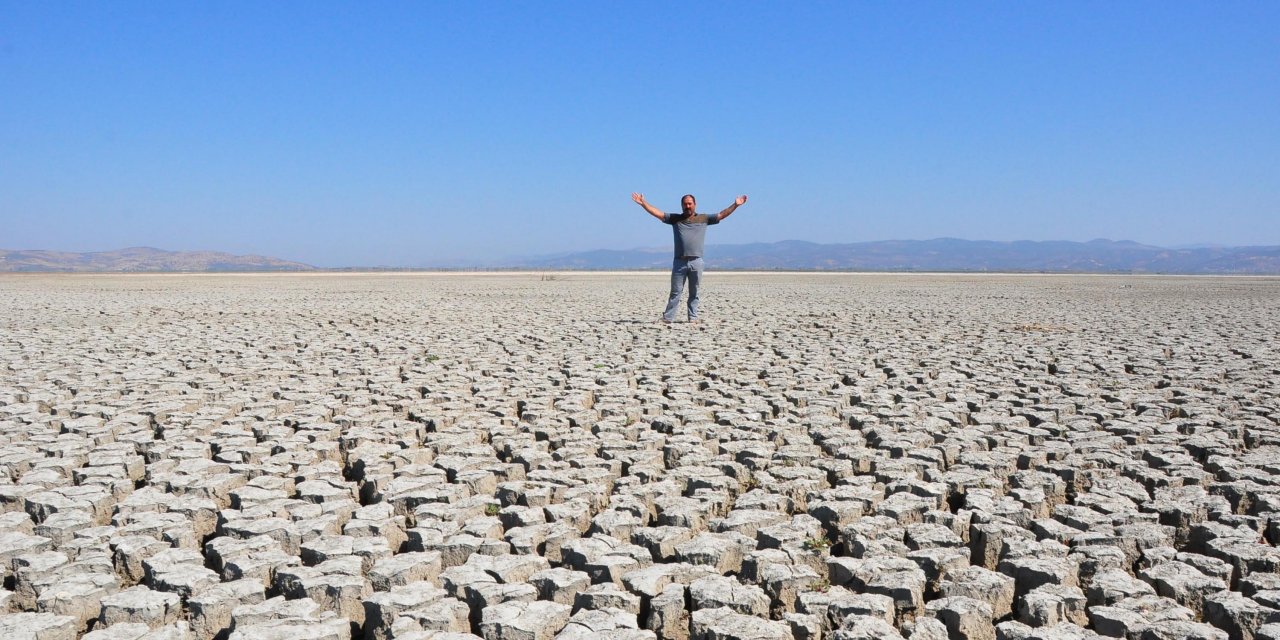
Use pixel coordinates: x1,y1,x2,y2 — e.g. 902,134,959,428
633,192,665,220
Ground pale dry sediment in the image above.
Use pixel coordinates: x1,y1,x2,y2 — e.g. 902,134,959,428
0,273,1278,640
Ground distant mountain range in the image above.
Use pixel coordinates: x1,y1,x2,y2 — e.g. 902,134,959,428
3,240,1279,273
516,239,1280,274
0,247,315,272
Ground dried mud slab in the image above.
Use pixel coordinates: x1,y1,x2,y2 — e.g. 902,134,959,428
1,272,1278,640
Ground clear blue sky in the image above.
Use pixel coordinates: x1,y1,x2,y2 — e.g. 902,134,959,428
2,2,1277,267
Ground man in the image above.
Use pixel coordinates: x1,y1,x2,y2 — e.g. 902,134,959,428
631,192,748,324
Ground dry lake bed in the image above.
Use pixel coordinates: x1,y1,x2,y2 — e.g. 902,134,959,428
1,272,1279,640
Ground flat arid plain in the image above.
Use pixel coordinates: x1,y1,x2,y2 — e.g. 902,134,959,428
2,273,1279,640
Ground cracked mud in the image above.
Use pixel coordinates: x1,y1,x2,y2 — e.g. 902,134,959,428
1,273,1278,640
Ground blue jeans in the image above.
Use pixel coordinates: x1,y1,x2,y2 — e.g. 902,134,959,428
663,257,704,321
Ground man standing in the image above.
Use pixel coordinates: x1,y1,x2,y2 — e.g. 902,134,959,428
631,192,748,324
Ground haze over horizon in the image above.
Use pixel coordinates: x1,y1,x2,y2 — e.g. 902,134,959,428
2,3,1277,268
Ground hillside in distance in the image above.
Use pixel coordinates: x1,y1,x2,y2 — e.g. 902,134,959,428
0,247,315,272
6,240,1279,273
520,239,1280,274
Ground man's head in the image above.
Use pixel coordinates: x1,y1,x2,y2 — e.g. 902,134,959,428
681,194,696,214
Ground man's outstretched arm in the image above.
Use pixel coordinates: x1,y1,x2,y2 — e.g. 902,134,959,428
632,193,666,221
716,195,749,221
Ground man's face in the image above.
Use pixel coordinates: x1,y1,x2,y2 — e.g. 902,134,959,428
681,196,696,214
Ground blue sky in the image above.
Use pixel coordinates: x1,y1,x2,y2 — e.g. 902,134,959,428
2,2,1277,267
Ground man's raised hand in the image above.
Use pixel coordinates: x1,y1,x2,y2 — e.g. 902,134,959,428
633,192,665,220
717,195,748,221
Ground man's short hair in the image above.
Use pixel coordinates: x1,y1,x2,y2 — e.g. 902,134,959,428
681,194,696,204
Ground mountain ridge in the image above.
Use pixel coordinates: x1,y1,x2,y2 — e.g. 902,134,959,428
4,240,1280,274
0,247,315,272
512,238,1280,274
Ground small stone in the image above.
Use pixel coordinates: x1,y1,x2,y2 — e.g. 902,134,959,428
1018,585,1088,628
479,599,572,640
940,566,1016,620
557,608,647,639
832,614,907,640
1087,569,1157,607
530,568,592,605
98,586,182,629
690,606,791,640
367,551,442,591
187,579,266,640
361,581,451,640
926,596,995,640
689,576,769,617
1203,591,1280,640
0,612,79,640
573,583,641,615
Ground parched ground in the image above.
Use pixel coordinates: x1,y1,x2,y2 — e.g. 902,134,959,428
1,272,1278,640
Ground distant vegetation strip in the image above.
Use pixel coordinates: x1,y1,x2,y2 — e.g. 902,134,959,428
514,239,1280,274
4,239,1279,274
0,247,315,272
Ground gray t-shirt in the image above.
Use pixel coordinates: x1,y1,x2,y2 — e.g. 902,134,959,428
663,213,721,258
